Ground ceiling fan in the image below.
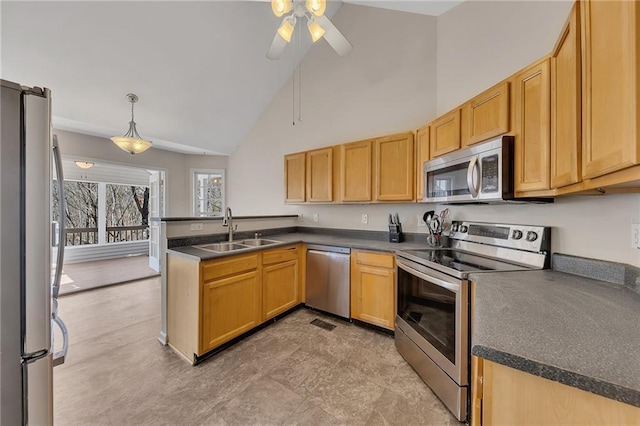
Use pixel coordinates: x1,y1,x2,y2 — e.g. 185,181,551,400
267,0,353,60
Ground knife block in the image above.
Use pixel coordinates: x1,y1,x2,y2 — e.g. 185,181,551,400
389,223,404,243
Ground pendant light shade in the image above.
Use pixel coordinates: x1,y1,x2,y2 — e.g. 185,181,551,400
307,17,325,42
277,16,296,43
305,0,326,17
74,161,94,169
110,93,152,155
271,0,293,17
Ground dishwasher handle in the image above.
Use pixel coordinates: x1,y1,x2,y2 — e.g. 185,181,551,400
306,244,350,254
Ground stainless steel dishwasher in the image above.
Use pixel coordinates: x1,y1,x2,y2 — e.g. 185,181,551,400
305,244,351,319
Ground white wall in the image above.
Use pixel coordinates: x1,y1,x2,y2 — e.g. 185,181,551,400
436,0,573,114
228,4,438,213
55,129,227,217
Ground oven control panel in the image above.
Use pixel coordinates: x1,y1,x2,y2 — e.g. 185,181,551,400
449,221,550,253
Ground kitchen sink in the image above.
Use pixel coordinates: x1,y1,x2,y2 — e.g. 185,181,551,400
196,242,250,252
240,238,281,246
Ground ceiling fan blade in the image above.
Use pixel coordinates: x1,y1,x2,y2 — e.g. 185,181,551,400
267,33,288,60
316,15,353,56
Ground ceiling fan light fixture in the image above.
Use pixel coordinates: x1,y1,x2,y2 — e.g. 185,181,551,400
305,0,326,17
277,16,296,43
307,18,325,43
271,0,292,17
74,161,94,169
110,93,152,155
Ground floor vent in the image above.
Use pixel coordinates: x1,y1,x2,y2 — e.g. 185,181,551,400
310,318,336,331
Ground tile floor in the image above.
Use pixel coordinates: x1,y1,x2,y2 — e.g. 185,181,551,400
54,278,459,425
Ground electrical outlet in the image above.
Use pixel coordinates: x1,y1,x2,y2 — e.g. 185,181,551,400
632,224,640,248
418,215,427,227
190,223,203,231
361,214,368,224
313,213,319,223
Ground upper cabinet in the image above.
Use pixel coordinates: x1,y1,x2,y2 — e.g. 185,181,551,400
306,147,335,202
284,153,305,203
415,125,430,201
513,57,551,193
551,1,582,189
581,0,640,179
341,139,373,202
374,132,415,201
430,109,461,158
462,81,511,147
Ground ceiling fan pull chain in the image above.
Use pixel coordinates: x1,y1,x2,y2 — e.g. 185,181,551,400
297,25,302,123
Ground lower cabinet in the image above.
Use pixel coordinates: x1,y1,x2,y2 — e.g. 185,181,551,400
471,357,640,426
350,250,396,330
166,244,303,364
262,245,300,320
201,269,261,353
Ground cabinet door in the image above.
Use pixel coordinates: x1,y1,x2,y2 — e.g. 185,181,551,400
581,0,639,179
415,126,430,201
263,259,299,320
463,81,510,147
374,132,414,201
201,270,261,352
430,109,461,158
350,251,396,330
306,147,334,202
284,153,306,203
514,58,551,193
341,140,372,202
551,2,582,188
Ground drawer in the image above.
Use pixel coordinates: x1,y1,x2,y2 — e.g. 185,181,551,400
262,245,299,265
202,254,259,281
355,250,395,269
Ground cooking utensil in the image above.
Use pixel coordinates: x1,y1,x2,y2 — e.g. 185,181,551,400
423,210,434,225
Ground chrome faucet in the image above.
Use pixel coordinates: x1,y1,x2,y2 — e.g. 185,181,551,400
222,207,237,242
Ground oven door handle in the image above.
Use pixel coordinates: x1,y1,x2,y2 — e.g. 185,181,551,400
467,155,480,198
397,261,460,293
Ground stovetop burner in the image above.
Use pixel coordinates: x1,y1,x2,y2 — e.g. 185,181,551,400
399,248,529,274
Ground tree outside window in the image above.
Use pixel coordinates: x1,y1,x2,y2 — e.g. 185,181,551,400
106,184,149,243
53,180,98,245
193,170,224,217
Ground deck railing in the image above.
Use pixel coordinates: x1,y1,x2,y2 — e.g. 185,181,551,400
65,225,148,246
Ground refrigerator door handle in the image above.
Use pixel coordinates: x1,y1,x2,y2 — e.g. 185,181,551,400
51,135,65,299
52,315,68,366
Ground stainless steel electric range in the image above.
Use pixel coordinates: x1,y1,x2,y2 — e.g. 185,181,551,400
395,221,550,422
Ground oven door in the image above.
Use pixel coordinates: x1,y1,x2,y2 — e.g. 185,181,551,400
396,256,468,385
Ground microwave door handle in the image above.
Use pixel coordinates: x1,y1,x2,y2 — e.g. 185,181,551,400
467,155,480,198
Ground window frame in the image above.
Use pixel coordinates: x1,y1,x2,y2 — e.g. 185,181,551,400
190,168,226,217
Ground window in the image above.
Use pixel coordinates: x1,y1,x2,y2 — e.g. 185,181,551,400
53,180,98,245
192,170,225,217
106,184,150,243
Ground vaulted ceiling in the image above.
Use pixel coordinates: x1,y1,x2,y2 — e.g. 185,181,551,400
1,1,462,155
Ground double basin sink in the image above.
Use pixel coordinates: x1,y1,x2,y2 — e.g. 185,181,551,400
195,238,281,253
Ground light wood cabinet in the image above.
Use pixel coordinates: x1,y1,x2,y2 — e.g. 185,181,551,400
581,0,640,179
340,139,372,202
350,250,396,330
284,153,306,203
415,126,430,201
462,81,510,147
306,147,334,202
374,132,414,201
551,1,582,189
262,245,300,320
201,268,261,353
513,57,551,193
472,357,640,426
430,109,461,158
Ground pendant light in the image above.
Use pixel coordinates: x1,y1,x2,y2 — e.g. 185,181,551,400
110,93,152,155
74,161,94,169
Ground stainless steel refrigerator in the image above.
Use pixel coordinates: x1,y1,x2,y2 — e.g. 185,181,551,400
1,79,69,425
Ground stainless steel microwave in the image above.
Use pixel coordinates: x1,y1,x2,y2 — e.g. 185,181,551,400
423,136,516,204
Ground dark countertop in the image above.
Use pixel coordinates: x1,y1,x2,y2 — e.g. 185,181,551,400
155,214,299,222
470,269,640,407
167,232,434,261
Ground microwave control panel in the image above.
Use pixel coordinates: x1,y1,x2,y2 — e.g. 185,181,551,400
481,154,499,193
